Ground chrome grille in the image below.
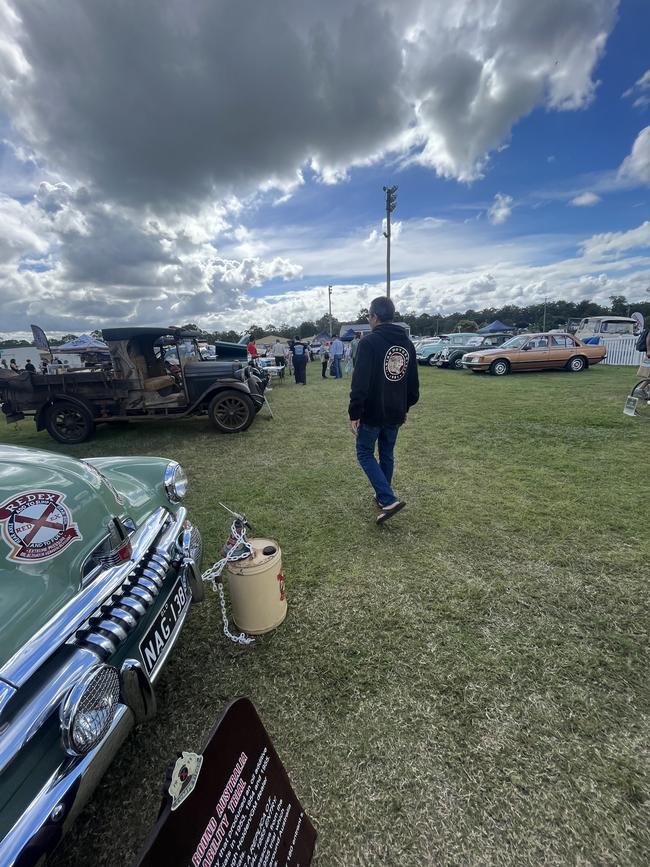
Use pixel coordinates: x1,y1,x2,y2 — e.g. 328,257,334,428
74,547,174,659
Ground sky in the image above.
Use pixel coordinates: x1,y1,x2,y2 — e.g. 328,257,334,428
1,0,650,339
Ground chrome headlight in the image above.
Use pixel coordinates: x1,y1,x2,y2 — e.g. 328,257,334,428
60,664,120,756
164,461,188,503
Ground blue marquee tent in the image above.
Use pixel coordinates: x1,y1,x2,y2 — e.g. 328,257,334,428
478,320,513,334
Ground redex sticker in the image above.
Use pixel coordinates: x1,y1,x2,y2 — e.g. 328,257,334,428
0,490,82,562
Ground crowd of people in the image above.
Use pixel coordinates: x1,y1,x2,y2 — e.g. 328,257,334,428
1,357,65,374
247,333,363,386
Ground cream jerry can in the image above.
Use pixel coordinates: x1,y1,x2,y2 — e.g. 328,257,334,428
225,538,287,634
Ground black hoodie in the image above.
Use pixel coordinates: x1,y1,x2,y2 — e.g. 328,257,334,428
348,323,419,426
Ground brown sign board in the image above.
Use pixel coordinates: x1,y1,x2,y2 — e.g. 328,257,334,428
135,697,316,867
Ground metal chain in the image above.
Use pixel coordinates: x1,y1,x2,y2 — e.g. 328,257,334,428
201,511,255,646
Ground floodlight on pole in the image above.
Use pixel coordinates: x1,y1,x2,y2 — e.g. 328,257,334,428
382,185,398,299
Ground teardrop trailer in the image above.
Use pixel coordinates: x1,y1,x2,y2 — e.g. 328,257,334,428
0,326,268,444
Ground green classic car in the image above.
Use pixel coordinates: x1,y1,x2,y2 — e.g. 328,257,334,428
435,333,511,369
0,445,204,866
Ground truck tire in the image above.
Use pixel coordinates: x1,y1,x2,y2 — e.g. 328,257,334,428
45,401,96,444
208,391,255,433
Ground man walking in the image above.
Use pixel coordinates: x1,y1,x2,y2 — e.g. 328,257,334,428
330,333,344,379
348,296,419,524
321,343,330,378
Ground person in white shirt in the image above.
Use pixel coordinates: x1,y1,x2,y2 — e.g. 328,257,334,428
272,340,285,367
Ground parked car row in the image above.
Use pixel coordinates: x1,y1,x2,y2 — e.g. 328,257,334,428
418,332,607,376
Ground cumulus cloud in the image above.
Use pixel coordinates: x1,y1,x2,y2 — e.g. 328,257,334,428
618,126,650,185
0,0,617,204
488,193,514,224
623,69,650,109
570,191,601,206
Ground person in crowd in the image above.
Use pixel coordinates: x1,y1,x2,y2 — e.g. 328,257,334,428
321,343,330,379
272,339,285,368
9,358,19,372
348,296,419,524
343,341,352,375
0,359,7,369
24,359,36,373
330,333,344,379
246,337,258,360
351,332,361,367
40,359,48,374
283,342,293,374
636,327,650,396
291,335,309,385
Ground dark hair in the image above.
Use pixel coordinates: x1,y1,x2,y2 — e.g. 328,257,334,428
294,335,300,341
369,296,395,323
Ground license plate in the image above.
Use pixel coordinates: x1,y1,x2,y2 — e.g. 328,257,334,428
139,574,191,676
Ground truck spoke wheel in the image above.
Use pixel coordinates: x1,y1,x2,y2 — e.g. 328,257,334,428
208,391,255,433
45,402,95,444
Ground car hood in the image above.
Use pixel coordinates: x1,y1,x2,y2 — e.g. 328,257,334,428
464,346,510,357
0,445,134,670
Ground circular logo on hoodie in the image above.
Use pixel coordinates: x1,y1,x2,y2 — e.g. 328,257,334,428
384,346,409,382
0,490,82,562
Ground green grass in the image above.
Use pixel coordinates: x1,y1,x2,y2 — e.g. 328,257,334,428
3,364,648,866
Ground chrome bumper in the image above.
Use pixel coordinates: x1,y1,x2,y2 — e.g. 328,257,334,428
0,509,203,867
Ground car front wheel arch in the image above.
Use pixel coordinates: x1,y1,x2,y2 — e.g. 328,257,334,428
489,358,510,376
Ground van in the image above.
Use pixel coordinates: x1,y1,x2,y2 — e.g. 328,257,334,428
574,316,637,341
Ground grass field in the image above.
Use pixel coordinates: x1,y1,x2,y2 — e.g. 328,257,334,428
3,363,648,866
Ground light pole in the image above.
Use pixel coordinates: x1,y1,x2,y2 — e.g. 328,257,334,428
543,296,548,331
382,185,398,299
328,284,333,337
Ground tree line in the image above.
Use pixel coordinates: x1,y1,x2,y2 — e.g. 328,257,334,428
2,295,648,349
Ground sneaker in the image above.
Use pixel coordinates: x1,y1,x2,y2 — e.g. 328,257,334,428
376,501,406,524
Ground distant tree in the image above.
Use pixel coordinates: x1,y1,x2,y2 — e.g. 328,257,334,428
90,329,103,340
246,324,266,341
456,319,478,332
609,295,628,316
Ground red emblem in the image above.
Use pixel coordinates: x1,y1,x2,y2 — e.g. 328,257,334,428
0,490,82,563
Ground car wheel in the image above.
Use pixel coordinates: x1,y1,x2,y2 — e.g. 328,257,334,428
489,359,510,377
427,355,437,366
208,391,255,433
451,355,465,370
45,401,96,444
566,355,587,372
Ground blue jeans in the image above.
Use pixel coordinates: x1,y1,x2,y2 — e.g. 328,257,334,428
355,423,399,507
333,355,343,378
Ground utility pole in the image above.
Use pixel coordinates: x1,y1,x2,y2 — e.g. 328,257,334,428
328,284,333,337
543,296,548,331
382,185,398,299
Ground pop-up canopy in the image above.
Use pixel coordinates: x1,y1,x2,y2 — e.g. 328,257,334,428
56,334,110,354
478,320,512,333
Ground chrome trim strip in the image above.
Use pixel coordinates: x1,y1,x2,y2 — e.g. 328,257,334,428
0,508,173,689
0,680,16,719
0,704,133,867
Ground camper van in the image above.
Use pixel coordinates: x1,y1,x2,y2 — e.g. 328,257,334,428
574,316,637,341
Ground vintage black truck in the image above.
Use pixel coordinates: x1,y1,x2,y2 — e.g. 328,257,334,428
0,327,267,444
